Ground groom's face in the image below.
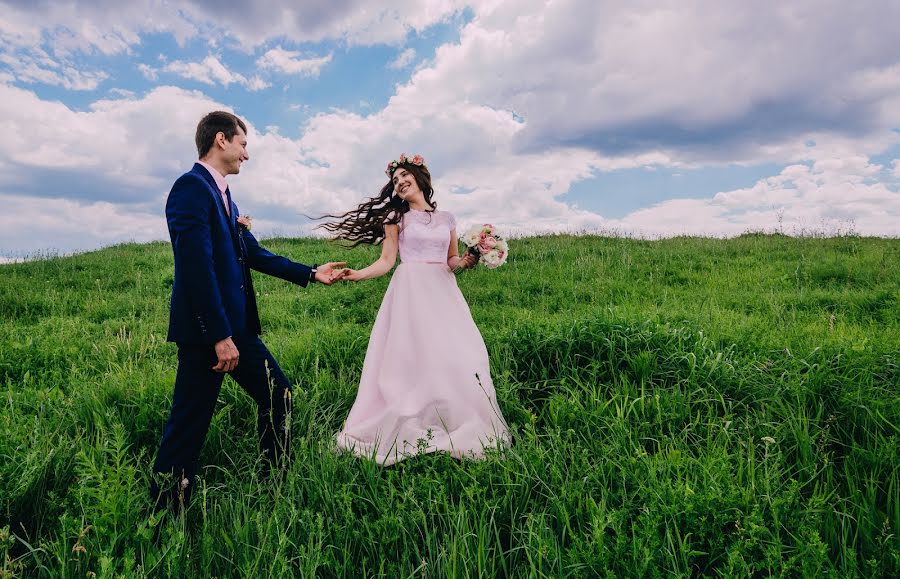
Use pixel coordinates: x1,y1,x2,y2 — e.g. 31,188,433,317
220,127,249,175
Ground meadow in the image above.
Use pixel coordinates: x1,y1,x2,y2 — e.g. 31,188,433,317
1,233,898,577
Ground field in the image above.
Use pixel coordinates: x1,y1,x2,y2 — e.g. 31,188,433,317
1,233,898,577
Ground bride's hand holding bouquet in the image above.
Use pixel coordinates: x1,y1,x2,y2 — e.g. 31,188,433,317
456,224,509,272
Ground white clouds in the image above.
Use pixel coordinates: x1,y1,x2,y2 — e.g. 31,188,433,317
42,17,142,58
108,88,136,98
0,193,166,258
280,95,617,237
0,80,896,258
0,0,465,101
137,63,158,81
388,48,417,70
160,56,270,91
6,0,892,161
0,82,370,253
0,49,108,91
0,83,219,202
2,0,900,256
244,76,271,92
0,6,45,49
256,48,332,78
0,0,468,54
0,0,190,56
611,159,900,237
394,0,900,163
182,0,470,48
136,46,331,93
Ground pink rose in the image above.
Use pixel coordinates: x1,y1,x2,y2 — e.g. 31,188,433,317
478,236,498,252
411,154,424,165
398,153,407,163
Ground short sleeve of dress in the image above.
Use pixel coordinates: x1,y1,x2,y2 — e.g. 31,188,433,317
383,210,399,225
446,211,457,230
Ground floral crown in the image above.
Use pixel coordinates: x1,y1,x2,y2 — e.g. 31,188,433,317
385,153,426,177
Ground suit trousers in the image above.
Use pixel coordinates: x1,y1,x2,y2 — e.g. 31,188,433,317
150,334,292,511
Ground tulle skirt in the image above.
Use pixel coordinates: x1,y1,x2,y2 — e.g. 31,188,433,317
335,262,510,465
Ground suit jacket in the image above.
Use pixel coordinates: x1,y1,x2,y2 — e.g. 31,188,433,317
165,163,312,344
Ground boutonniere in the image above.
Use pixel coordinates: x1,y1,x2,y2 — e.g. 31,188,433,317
237,215,252,231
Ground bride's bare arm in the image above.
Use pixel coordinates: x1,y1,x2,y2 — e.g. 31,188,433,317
342,224,399,281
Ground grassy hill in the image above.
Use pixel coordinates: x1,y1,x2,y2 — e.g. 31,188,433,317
1,234,898,577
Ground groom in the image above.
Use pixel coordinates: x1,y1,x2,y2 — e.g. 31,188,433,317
150,111,346,511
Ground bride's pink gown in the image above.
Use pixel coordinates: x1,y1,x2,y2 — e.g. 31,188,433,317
335,209,510,464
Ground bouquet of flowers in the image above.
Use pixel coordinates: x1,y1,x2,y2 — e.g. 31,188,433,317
459,223,509,269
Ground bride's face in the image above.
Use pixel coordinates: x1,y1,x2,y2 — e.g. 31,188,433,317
392,168,422,201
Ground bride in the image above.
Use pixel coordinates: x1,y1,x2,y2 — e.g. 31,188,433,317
322,154,510,465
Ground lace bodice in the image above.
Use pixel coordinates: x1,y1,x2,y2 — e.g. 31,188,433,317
397,209,457,263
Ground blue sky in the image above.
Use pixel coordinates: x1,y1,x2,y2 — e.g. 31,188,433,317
1,0,899,258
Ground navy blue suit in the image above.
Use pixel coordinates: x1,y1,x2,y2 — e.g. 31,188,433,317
151,163,313,510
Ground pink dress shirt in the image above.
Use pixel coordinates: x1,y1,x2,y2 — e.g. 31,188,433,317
198,160,229,215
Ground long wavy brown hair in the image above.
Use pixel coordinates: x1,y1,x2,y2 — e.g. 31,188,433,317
319,163,437,247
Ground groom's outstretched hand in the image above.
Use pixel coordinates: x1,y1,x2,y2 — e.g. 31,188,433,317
315,262,349,285
212,337,240,373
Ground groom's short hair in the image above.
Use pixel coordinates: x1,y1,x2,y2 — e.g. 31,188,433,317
196,111,248,158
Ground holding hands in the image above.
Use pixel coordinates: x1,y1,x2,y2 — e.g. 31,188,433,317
315,262,350,285
332,267,363,282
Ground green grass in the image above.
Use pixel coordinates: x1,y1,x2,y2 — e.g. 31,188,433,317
1,233,898,577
